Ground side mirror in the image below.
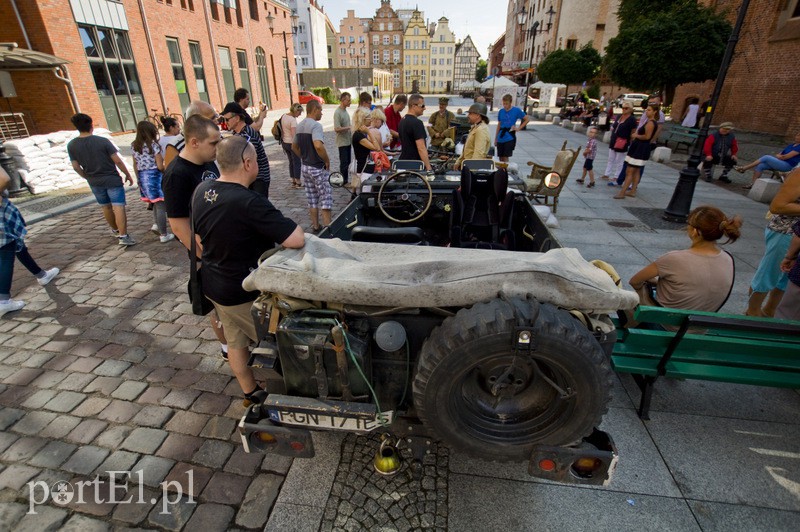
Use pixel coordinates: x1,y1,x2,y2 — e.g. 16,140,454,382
544,172,561,189
328,172,344,187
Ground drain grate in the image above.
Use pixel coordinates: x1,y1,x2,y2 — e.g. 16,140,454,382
624,207,688,231
605,219,656,233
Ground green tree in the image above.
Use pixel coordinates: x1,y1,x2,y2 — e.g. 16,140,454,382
536,43,601,92
605,1,731,103
475,59,488,81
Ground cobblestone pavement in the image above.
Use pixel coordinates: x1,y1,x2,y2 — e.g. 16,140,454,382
0,133,351,530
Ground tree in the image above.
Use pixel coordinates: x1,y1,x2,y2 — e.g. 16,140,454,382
536,43,602,92
605,1,731,104
475,59,487,81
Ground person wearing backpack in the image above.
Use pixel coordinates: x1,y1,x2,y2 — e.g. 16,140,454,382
279,103,304,189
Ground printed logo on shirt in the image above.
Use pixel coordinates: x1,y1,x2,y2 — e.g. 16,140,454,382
204,189,219,203
201,170,218,181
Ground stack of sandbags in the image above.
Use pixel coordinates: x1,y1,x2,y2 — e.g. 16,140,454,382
4,128,119,194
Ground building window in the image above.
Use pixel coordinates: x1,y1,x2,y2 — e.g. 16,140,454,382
359,36,364,43
188,41,209,103
388,23,393,30
340,36,345,43
301,57,308,66
341,59,346,66
349,36,355,43
373,50,379,64
794,1,800,17
414,28,419,36
431,58,436,65
566,39,578,50
379,23,384,31
393,68,399,87
218,46,236,102
255,46,272,107
393,50,400,62
340,47,346,55
282,56,291,95
248,0,258,20
373,35,379,44
166,38,191,115
236,49,251,96
383,36,390,45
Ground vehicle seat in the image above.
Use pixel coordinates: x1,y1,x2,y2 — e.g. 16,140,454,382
450,166,515,249
391,160,426,171
351,226,427,245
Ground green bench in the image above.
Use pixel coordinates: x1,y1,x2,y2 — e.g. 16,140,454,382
611,306,800,419
659,124,700,152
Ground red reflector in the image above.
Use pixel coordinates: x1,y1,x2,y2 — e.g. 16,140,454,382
538,459,556,471
290,441,305,451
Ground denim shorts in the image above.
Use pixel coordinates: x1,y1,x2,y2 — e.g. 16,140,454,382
90,186,127,206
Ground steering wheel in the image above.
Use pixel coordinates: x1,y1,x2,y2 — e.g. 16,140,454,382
377,170,433,224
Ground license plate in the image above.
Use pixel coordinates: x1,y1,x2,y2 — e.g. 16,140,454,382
270,409,394,433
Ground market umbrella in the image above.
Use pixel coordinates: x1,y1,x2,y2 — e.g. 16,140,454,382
479,76,519,90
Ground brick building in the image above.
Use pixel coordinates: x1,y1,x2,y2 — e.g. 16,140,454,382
0,0,298,135
672,0,800,139
336,10,369,69
368,0,403,94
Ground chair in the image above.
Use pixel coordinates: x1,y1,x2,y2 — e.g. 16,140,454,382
523,140,581,213
450,166,516,249
391,159,425,171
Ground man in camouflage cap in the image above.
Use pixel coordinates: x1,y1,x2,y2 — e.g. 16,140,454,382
427,97,455,148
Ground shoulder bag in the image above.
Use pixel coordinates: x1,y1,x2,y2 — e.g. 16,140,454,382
187,189,214,316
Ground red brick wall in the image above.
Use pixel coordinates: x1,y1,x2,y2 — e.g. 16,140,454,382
673,0,800,140
0,0,299,135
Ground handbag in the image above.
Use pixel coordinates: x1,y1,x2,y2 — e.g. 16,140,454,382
187,191,214,316
613,137,627,150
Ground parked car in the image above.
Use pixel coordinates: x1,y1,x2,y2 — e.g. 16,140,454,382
616,93,650,108
558,93,599,107
298,91,324,104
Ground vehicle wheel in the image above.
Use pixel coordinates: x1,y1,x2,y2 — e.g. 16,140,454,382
413,297,612,461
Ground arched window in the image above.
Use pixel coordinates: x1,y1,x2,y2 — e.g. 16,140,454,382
255,47,272,107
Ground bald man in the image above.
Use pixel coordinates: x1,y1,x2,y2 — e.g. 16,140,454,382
164,100,220,167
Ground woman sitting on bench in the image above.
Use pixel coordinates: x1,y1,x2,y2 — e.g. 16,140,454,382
629,205,742,312
736,131,800,189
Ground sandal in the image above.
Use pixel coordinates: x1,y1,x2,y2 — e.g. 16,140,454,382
613,194,626,199
600,175,609,180
587,181,595,188
734,166,745,173
625,191,636,197
576,178,584,184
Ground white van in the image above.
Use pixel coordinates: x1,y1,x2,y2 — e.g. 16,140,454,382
616,93,650,108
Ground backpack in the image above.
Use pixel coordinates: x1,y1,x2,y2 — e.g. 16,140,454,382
271,116,283,142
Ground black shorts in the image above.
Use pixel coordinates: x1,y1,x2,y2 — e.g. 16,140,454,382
496,139,516,157
583,158,594,170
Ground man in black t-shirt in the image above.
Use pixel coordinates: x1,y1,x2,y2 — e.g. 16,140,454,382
192,136,304,402
398,94,432,170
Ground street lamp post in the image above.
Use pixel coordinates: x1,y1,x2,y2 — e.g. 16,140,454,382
517,5,555,114
350,52,363,92
267,10,300,105
663,0,751,223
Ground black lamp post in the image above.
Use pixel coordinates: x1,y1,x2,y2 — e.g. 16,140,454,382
350,52,363,92
267,10,300,105
517,4,555,110
663,0,751,223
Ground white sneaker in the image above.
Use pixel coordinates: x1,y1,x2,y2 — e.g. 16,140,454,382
37,268,60,286
159,233,176,243
0,299,24,318
118,235,137,246
150,224,160,235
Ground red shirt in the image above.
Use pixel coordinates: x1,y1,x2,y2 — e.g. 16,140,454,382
385,105,402,148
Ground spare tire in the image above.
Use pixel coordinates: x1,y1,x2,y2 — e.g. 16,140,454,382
412,297,612,462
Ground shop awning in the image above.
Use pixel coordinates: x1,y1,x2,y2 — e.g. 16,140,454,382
0,43,70,71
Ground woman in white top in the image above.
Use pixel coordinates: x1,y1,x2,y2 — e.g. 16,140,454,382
681,97,700,128
281,103,303,189
373,106,392,147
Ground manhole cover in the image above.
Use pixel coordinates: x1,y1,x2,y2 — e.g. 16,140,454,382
607,221,635,228
604,219,656,233
624,207,687,231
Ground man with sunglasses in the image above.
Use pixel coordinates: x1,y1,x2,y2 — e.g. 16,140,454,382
398,94,432,171
221,102,271,198
192,136,304,404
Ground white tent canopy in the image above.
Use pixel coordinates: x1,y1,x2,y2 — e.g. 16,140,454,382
532,81,566,89
457,80,481,89
480,76,519,90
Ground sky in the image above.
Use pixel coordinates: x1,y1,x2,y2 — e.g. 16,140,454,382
319,0,505,58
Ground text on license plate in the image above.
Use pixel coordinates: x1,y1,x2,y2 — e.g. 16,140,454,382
271,410,394,433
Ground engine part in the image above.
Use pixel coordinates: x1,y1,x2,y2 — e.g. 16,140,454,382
374,320,407,352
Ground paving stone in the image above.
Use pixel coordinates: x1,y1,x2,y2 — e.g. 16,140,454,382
69,342,106,357
165,411,210,436
130,405,173,428
95,425,134,449
0,384,35,407
163,462,212,496
43,391,86,413
111,381,148,401
121,428,168,454
261,453,294,475
190,392,231,415
96,400,141,423
10,411,58,435
122,363,152,381
66,419,109,445
200,416,236,440
169,369,203,388
1,436,48,462
62,446,110,475
192,440,234,469
135,386,170,406
0,502,27,528
4,368,44,386
235,473,282,529
185,502,235,531
59,513,111,532
20,352,57,369
39,340,77,353
130,456,176,488
28,441,78,469
0,407,24,430
200,472,251,505
144,367,176,383
39,415,81,439
156,433,205,462
14,504,68,531
0,464,40,490
160,389,201,409
29,370,68,389
83,376,123,395
71,397,111,417
111,485,158,524
55,372,97,392
96,343,127,359
66,357,103,373
21,389,59,409
63,478,116,517
95,450,140,477
147,495,196,531
93,360,131,377
224,446,265,476
195,356,224,374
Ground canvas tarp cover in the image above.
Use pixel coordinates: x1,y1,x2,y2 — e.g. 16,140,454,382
242,236,639,313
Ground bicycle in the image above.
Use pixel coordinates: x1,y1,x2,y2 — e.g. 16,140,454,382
145,108,184,129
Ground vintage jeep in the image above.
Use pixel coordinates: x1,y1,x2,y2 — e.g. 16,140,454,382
238,164,638,485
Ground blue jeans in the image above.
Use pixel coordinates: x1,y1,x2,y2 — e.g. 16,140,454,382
0,241,43,298
90,185,126,206
755,156,793,173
